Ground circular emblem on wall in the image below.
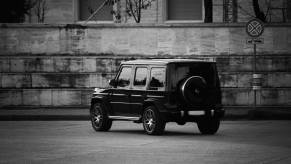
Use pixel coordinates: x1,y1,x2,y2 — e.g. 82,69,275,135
246,19,264,37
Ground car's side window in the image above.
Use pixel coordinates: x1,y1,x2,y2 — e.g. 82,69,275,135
116,66,132,88
133,67,147,89
149,67,166,91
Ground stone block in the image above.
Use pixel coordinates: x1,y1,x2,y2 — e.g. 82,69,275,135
2,74,31,88
31,74,52,88
222,89,253,106
258,28,273,54
186,28,201,55
75,74,90,88
23,90,40,105
32,74,91,88
217,57,252,72
0,90,22,106
89,73,114,88
273,28,289,53
86,29,101,54
287,57,291,72
129,29,157,55
81,90,93,106
229,28,244,55
24,58,54,72
52,90,82,106
157,29,175,55
29,30,49,54
54,58,70,72
3,30,19,54
256,56,273,72
83,58,97,72
10,59,25,72
70,29,87,54
9,90,22,106
44,29,61,54
267,73,291,87
214,28,229,55
237,73,252,88
220,73,238,87
257,89,291,105
0,59,10,72
96,59,114,73
172,29,188,55
199,28,215,55
70,58,83,72
229,57,252,72
39,90,52,106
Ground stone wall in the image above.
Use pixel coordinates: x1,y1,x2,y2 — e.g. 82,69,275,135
0,23,291,116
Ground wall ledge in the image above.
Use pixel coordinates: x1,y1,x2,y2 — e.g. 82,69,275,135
1,22,291,29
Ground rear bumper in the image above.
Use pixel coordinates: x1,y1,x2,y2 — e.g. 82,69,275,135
183,108,225,118
161,106,225,122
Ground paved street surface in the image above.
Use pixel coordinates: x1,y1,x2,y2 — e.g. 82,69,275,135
0,121,291,164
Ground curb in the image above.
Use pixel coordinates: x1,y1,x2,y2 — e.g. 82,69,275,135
1,108,291,121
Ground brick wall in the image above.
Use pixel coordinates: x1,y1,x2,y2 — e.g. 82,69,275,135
0,23,291,117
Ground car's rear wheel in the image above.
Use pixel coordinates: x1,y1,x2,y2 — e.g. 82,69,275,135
142,106,165,135
197,118,220,135
90,103,112,131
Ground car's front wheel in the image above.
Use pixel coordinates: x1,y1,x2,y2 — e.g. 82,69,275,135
142,106,166,135
197,118,220,135
90,103,112,131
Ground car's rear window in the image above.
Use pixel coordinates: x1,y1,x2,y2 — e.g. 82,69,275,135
149,67,166,91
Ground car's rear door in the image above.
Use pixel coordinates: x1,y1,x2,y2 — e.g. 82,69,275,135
130,66,148,116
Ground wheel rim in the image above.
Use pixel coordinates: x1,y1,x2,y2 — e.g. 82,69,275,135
92,106,103,127
143,109,156,133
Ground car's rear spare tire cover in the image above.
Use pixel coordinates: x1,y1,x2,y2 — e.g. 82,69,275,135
180,76,207,105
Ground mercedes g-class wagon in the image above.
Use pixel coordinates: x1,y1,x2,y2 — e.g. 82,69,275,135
90,59,224,135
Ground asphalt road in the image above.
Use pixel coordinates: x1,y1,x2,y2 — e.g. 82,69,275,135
0,121,291,164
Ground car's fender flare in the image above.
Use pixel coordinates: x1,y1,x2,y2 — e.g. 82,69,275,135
143,98,167,113
90,96,111,114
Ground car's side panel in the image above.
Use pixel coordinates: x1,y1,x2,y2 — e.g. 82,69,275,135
109,89,133,116
130,90,146,116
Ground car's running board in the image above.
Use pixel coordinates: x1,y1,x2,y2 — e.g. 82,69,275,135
108,116,141,121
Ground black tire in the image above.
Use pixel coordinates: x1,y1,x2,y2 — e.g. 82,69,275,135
142,106,166,135
197,118,220,135
180,76,207,105
90,103,112,131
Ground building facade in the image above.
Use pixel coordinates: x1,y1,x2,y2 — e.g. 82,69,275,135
24,0,291,24
1,0,291,117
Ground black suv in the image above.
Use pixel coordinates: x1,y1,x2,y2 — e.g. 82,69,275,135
90,59,224,135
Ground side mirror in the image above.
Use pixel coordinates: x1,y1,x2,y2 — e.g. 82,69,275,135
109,79,116,86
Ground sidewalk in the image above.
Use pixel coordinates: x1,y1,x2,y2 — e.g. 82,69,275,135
0,108,90,121
0,107,291,120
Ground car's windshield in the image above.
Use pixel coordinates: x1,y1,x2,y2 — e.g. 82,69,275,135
169,62,218,90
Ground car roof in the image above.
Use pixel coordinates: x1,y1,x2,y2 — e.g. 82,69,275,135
121,58,216,65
